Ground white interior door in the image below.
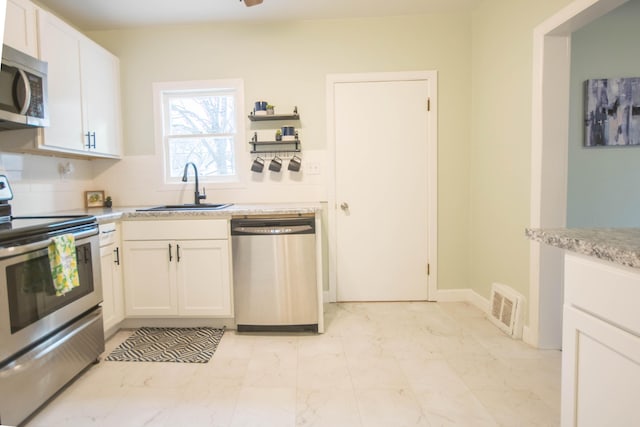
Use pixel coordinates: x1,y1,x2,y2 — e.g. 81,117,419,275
333,77,433,301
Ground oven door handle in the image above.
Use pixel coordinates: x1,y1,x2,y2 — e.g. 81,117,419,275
0,229,97,258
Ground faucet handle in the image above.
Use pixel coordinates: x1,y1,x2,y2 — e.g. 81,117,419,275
199,187,207,201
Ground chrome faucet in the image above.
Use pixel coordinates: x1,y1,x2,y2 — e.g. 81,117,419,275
182,162,206,205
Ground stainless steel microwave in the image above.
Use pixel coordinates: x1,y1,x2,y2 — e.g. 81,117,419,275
0,44,48,130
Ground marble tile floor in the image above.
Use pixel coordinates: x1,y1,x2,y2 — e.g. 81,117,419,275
25,302,561,427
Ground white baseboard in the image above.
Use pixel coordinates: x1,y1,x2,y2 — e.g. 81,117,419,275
522,325,535,346
323,290,331,303
436,288,490,314
435,288,470,301
323,288,491,316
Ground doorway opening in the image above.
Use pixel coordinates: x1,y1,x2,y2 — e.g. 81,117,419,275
529,0,628,348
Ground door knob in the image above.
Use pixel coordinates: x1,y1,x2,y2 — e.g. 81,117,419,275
340,202,349,211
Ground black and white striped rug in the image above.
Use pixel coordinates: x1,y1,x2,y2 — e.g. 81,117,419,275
105,327,224,363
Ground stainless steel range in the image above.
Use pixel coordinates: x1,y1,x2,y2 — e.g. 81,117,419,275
0,176,104,426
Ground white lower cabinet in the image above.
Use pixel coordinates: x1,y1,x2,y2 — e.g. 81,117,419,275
562,254,640,427
122,220,232,318
99,223,124,334
175,240,231,316
122,240,176,316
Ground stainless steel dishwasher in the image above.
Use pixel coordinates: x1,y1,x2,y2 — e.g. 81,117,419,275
231,215,318,332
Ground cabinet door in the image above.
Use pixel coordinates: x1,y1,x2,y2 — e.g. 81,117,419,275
36,10,85,153
100,242,124,332
112,244,124,325
176,240,232,317
123,240,178,316
100,243,116,329
561,306,640,427
80,38,122,158
4,0,37,57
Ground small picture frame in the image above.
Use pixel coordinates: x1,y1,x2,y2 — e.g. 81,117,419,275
85,190,105,208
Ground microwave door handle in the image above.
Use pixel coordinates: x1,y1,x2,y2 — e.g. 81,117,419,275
16,69,32,115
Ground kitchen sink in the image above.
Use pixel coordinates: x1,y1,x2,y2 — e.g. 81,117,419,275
137,203,233,212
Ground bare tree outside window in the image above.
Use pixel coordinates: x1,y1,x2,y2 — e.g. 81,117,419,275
160,86,241,182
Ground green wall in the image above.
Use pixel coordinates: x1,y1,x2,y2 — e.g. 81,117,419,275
568,0,640,227
89,14,472,292
469,0,574,306
87,0,589,310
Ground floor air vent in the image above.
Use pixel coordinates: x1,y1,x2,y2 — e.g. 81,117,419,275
488,283,524,338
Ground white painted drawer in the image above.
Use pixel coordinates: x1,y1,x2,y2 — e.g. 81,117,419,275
565,253,640,336
98,222,118,247
122,219,228,241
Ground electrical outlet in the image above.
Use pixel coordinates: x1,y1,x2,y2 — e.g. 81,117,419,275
305,162,321,175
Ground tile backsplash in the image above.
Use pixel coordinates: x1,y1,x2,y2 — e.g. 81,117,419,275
0,152,95,215
0,147,328,215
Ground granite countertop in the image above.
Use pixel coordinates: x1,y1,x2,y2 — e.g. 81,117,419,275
128,203,321,220
526,228,640,269
45,203,322,223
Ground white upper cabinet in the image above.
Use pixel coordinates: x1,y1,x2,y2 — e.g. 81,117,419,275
80,38,122,157
36,10,84,152
4,0,37,57
36,9,122,158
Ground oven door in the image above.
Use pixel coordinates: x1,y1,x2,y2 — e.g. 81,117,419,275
0,229,102,364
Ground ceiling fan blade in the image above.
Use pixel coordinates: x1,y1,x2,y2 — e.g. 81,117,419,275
244,0,263,6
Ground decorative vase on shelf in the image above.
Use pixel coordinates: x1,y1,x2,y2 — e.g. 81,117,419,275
104,196,113,208
275,130,282,141
267,105,275,115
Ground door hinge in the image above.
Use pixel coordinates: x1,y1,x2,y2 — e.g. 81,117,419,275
427,98,431,111
427,263,430,276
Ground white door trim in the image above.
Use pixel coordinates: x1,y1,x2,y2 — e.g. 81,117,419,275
326,71,438,302
528,0,628,348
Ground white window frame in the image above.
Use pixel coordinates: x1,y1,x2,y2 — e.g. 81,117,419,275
153,79,246,188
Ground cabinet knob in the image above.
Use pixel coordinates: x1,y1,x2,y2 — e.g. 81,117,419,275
340,202,349,211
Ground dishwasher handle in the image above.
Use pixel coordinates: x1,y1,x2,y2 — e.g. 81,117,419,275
232,225,313,235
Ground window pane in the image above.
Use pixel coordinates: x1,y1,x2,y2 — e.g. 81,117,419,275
168,95,235,135
168,137,236,178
